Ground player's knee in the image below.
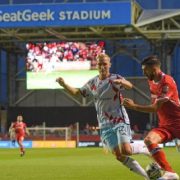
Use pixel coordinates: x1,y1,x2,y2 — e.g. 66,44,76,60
144,136,153,145
122,149,132,156
113,150,124,162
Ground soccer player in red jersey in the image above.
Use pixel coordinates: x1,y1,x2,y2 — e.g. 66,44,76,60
12,115,30,156
122,55,180,180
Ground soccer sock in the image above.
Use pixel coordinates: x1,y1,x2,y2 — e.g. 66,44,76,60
19,143,24,153
130,142,150,156
147,143,174,172
123,156,149,179
20,147,24,152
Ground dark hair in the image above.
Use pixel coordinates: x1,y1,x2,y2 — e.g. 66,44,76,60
141,55,161,66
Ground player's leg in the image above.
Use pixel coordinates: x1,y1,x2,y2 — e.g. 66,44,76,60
116,123,150,156
17,136,25,156
115,124,149,179
145,130,173,171
130,141,150,156
113,144,149,179
144,129,179,180
102,133,149,179
10,132,16,146
12,139,16,146
175,138,180,152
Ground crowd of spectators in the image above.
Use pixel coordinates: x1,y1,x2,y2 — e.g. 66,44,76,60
26,41,105,72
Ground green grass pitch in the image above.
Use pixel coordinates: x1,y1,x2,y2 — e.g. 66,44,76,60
0,147,179,180
27,70,98,89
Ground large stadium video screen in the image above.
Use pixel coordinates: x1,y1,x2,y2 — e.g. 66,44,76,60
26,41,105,89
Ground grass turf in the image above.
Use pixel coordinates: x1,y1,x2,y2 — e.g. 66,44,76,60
0,147,179,180
27,70,98,89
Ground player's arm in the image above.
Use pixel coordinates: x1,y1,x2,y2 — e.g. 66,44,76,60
9,123,14,133
122,98,166,113
113,78,133,89
56,77,80,96
25,127,30,136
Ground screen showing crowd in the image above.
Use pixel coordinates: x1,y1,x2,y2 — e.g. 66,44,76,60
26,41,105,89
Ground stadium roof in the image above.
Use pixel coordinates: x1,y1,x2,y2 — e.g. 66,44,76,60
0,1,180,53
135,9,180,39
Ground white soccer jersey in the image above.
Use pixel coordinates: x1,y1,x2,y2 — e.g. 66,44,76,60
80,74,130,129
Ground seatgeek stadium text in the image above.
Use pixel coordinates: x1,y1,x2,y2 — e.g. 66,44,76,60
0,9,111,22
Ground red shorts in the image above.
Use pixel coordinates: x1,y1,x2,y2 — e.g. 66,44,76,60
16,134,25,142
151,125,180,143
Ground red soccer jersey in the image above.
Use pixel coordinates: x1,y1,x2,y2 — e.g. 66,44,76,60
13,122,27,136
149,72,180,127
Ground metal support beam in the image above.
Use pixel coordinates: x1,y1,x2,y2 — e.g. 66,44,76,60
133,86,151,101
45,28,67,40
13,91,34,106
169,18,180,29
60,90,83,106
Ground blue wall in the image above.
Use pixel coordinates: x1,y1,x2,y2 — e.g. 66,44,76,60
110,39,152,77
172,43,180,92
0,51,26,106
0,50,7,105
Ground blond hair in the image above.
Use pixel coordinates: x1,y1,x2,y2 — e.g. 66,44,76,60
96,53,110,61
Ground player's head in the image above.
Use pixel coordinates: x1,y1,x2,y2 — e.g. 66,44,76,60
17,115,23,122
141,55,161,81
96,53,111,78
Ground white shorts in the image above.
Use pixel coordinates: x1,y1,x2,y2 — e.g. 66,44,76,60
100,123,132,151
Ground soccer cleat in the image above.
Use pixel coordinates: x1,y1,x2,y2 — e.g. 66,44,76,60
20,151,25,157
146,162,162,179
152,162,162,170
157,171,179,180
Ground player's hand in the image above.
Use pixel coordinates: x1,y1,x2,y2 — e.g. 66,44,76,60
157,97,169,105
122,98,135,107
56,77,65,87
113,79,133,89
153,97,169,109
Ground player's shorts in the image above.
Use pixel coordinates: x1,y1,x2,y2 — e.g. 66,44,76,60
151,125,180,142
100,123,132,151
16,134,25,142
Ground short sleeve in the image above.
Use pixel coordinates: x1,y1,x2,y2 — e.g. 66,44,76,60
161,76,176,99
79,78,94,98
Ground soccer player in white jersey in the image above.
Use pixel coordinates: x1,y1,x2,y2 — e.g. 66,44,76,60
56,53,150,179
